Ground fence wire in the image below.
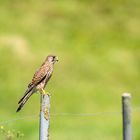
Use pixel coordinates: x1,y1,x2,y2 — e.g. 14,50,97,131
0,106,139,126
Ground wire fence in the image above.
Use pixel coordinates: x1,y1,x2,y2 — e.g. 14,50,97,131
0,106,139,126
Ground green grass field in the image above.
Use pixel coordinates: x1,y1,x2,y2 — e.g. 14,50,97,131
0,0,140,140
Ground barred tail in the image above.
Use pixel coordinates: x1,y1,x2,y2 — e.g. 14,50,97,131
16,92,33,112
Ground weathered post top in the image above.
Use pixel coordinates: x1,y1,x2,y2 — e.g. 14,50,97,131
122,93,131,99
122,92,132,140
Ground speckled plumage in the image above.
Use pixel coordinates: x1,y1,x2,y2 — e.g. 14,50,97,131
16,55,58,112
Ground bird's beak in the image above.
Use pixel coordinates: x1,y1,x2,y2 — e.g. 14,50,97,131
55,56,59,62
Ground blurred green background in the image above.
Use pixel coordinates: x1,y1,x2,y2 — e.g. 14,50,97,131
0,0,140,140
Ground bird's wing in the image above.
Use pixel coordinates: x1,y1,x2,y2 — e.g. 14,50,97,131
18,63,50,104
29,63,51,90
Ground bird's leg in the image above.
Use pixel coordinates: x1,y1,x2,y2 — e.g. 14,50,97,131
42,89,46,94
40,89,51,96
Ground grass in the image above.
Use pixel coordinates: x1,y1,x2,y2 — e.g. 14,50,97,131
0,0,140,140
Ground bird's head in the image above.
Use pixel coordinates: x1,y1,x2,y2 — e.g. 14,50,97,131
46,55,58,64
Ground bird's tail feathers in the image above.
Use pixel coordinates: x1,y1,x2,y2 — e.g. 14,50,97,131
16,91,33,112
18,85,35,104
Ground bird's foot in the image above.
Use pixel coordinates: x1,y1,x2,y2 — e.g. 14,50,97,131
46,92,51,96
40,89,51,96
40,89,46,94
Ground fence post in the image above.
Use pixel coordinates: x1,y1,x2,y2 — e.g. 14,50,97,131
122,93,132,140
39,93,51,140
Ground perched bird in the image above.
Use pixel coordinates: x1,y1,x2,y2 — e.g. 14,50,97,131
16,55,58,112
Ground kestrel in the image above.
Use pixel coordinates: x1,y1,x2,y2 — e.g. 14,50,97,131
16,55,58,112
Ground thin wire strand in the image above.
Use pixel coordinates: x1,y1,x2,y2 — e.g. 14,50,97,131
51,111,121,117
133,106,140,111
0,115,38,125
0,112,121,126
0,107,139,125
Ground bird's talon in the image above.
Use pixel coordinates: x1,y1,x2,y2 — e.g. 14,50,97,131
40,89,46,94
46,92,51,96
